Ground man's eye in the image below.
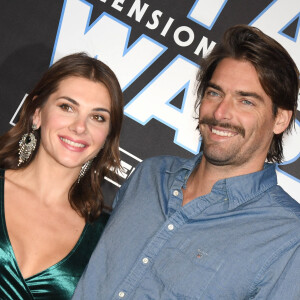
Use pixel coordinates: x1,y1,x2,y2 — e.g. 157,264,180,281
242,99,253,106
206,90,219,97
59,103,73,112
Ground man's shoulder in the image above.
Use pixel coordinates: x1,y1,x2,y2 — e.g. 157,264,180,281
269,184,300,220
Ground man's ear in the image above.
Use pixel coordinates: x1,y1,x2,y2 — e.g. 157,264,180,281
273,108,292,135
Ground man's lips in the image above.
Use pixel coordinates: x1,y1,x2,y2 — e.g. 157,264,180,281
210,126,237,137
59,136,89,149
199,117,245,137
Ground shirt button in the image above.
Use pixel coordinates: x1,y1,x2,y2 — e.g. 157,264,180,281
173,190,179,196
142,257,149,264
168,224,174,231
118,291,125,298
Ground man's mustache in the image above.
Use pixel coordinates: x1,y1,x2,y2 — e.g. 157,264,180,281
199,117,245,138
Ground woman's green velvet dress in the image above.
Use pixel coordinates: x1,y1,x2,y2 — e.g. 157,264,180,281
0,169,109,299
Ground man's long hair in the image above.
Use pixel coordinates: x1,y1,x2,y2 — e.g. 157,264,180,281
196,24,299,163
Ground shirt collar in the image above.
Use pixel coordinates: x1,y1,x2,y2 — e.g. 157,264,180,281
167,152,278,210
166,153,202,189
225,163,277,210
166,153,201,175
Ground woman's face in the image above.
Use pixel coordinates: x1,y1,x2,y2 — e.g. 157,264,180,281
33,76,111,170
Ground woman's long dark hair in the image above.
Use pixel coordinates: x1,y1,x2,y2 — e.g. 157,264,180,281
0,52,124,222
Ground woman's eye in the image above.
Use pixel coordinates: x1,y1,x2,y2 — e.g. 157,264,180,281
91,114,104,122
59,103,73,112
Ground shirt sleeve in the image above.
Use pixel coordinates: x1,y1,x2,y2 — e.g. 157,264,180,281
250,239,300,299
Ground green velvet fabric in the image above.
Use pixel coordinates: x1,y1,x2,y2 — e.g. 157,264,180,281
0,169,109,299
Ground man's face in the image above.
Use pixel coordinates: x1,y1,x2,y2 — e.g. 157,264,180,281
199,58,285,170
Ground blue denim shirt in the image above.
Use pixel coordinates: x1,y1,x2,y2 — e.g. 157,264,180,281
73,154,300,299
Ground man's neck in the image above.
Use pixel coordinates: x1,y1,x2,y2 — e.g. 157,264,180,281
182,155,265,206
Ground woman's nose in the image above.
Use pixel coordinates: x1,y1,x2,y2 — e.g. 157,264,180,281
69,117,87,135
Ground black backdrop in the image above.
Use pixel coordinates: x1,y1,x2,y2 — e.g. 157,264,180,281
0,0,299,205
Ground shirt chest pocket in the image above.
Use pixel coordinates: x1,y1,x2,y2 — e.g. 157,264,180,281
151,237,226,300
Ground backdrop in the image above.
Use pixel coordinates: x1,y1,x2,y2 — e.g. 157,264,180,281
1,0,299,205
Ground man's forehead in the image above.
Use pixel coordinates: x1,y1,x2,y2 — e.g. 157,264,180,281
208,58,270,99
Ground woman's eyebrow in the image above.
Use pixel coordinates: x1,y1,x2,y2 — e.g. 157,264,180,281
57,96,111,114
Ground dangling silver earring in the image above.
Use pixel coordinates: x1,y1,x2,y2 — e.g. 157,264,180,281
18,124,38,167
78,159,93,183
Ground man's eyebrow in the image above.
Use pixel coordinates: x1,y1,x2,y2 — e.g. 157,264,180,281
57,96,111,114
236,91,263,102
207,82,224,93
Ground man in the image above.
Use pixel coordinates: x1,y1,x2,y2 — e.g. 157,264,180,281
73,25,300,299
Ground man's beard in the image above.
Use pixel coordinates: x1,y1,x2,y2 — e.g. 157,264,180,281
198,117,246,166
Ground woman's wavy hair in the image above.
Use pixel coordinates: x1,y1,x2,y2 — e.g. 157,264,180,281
0,52,123,222
196,24,299,163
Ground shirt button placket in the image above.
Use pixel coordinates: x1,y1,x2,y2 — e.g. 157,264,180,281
118,291,125,298
168,224,174,231
142,257,149,264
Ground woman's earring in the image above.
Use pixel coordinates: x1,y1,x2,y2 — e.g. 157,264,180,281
18,124,38,167
78,159,93,183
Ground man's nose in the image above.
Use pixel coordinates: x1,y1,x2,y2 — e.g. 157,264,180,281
213,97,233,121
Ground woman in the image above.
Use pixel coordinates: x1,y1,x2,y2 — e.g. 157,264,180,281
0,53,123,299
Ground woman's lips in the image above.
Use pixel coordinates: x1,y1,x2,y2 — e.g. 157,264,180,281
59,136,89,152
